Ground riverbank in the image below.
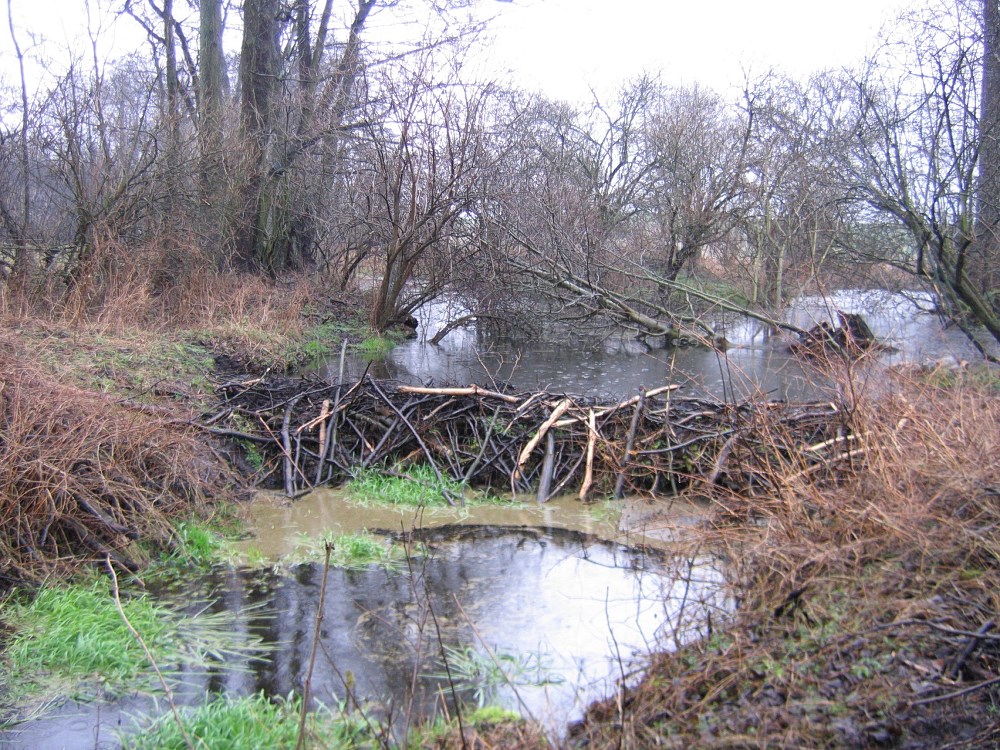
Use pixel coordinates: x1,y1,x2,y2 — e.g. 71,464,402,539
0,275,375,586
1,278,998,748
565,371,1000,749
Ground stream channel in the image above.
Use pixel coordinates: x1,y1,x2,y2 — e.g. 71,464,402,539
314,288,986,401
1,289,984,748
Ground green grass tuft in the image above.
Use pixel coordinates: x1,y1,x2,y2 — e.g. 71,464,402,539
432,644,564,708
287,531,407,569
123,691,371,750
3,583,181,692
2,580,266,705
408,704,525,746
171,520,225,565
346,464,463,507
355,336,395,359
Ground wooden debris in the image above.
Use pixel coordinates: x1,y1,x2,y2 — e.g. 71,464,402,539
790,311,881,357
580,409,598,502
210,375,846,500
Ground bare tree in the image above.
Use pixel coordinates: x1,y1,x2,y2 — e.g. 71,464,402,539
3,0,34,282
33,51,160,287
486,80,773,341
852,0,1000,355
736,72,860,308
352,64,498,331
197,0,229,263
637,83,751,283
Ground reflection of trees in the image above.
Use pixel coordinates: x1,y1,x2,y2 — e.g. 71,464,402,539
162,529,724,728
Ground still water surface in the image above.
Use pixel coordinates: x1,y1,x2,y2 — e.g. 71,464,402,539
314,289,983,401
1,525,724,748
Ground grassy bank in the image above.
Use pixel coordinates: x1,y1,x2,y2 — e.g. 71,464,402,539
0,340,224,587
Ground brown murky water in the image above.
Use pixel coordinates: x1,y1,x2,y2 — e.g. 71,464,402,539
240,487,711,560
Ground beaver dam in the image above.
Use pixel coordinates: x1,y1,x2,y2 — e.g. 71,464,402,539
210,373,850,500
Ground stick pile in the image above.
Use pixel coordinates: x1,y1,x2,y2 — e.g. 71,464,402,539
210,374,847,501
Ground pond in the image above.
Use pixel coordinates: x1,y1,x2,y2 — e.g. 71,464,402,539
0,519,726,748
310,289,986,401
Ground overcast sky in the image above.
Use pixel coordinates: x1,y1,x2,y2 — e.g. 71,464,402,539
1,0,909,102
472,0,909,101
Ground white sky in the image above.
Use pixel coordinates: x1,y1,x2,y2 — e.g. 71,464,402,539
1,0,910,103
470,0,910,101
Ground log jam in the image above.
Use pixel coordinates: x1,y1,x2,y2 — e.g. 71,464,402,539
210,374,848,501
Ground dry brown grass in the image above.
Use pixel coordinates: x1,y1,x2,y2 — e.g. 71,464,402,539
0,243,362,587
566,371,1000,749
0,337,234,588
0,239,352,370
2,239,320,331
155,265,312,330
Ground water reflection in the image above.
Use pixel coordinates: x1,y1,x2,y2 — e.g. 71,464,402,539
182,527,725,728
0,528,725,748
314,290,982,401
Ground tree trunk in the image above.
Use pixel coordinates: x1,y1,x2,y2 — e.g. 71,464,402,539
255,0,375,273
198,0,228,265
234,0,280,271
158,0,183,283
979,0,1000,299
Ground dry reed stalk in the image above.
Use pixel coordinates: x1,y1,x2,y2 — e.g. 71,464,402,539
0,346,226,587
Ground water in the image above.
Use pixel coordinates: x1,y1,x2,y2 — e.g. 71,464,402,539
313,289,984,401
0,527,725,748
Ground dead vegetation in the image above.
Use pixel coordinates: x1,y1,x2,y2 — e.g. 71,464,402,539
214,375,847,502
0,332,237,589
565,372,1000,749
0,264,368,589
2,242,363,370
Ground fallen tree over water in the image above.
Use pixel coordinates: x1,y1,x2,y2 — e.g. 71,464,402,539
210,373,850,500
